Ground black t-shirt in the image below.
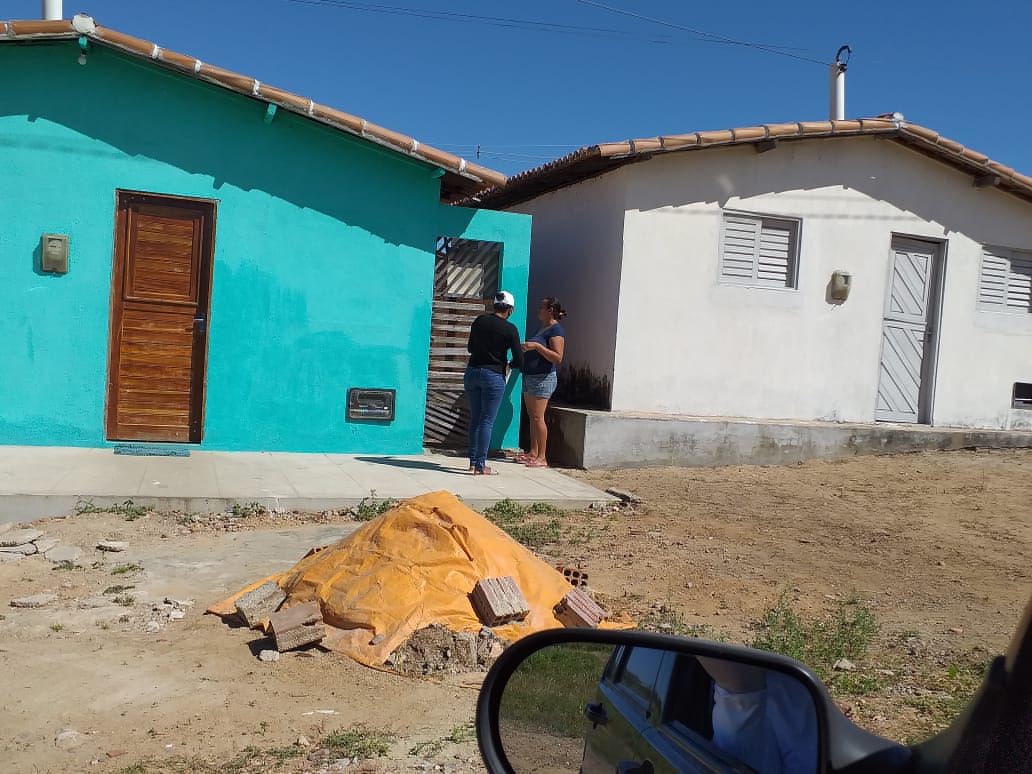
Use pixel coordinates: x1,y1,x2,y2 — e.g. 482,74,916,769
467,313,523,376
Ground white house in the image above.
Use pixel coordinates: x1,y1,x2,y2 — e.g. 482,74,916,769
469,117,1032,449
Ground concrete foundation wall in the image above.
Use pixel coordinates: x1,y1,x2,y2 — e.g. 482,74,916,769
547,406,1032,470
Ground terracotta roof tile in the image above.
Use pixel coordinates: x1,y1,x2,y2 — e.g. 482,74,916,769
1,16,503,200
464,116,1032,210
730,126,767,141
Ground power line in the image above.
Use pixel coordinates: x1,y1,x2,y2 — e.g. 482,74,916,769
289,0,675,43
576,0,829,66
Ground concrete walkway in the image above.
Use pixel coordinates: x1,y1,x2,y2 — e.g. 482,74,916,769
0,446,615,522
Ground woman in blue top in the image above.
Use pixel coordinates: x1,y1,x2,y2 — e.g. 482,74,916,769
520,297,567,468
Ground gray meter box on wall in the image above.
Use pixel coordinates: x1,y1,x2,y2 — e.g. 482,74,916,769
347,388,396,421
41,233,70,274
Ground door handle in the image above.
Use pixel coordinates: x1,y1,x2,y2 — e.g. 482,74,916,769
585,702,609,728
616,761,654,774
193,317,206,334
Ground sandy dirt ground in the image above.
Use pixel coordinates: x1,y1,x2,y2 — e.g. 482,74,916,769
1,449,1030,773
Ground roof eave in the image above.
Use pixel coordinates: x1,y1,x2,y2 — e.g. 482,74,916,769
466,118,1032,210
1,18,505,200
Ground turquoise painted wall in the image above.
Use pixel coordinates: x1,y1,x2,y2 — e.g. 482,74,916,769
1,41,530,453
438,207,532,451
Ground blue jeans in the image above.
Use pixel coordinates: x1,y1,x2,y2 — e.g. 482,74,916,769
464,366,505,472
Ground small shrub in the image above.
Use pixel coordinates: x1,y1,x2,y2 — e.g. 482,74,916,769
751,592,878,688
104,584,135,595
354,492,398,521
52,560,82,571
113,593,135,607
50,623,64,632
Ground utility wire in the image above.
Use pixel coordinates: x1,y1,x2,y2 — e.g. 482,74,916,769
289,0,674,43
576,0,829,65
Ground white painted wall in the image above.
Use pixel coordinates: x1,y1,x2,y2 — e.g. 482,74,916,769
508,172,630,405
522,136,1032,429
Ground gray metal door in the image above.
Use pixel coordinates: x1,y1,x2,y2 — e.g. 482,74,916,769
875,237,941,423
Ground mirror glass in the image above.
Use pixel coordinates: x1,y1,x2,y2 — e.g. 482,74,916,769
496,642,820,774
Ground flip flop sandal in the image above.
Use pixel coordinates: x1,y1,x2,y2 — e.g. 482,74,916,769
473,467,499,476
525,459,549,468
515,453,532,463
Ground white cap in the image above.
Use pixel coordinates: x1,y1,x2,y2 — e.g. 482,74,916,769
494,290,515,309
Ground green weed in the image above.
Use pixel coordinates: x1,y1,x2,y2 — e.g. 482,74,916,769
111,562,143,575
446,720,476,744
50,623,64,632
483,499,565,548
113,593,136,607
408,738,445,757
52,560,82,571
75,498,148,521
104,584,135,595
321,724,395,758
751,592,878,691
230,502,268,518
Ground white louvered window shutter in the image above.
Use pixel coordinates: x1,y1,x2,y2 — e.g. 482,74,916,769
720,213,799,288
979,247,1032,313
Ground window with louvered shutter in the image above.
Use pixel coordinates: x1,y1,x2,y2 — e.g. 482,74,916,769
719,213,799,288
978,247,1032,313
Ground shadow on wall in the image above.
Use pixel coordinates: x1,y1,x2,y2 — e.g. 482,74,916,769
1,44,477,252
203,261,421,451
629,138,1030,248
556,363,611,409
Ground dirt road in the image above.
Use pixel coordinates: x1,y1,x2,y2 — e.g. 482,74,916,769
1,449,1029,772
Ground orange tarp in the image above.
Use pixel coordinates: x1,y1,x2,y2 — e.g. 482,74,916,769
208,491,580,667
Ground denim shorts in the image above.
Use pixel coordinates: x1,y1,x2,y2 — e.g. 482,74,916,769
523,370,557,399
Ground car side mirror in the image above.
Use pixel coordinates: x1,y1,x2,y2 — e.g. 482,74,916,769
476,629,911,774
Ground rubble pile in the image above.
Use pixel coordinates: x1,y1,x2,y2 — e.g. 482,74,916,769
209,491,615,671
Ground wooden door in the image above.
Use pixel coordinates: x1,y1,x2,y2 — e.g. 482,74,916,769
875,237,941,424
423,238,501,448
105,191,216,443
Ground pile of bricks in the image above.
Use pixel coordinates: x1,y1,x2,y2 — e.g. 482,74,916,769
234,581,324,651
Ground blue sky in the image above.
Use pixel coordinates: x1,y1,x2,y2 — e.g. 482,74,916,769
8,0,1032,177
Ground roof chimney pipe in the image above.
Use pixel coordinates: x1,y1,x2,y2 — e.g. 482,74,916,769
42,0,62,20
829,45,851,120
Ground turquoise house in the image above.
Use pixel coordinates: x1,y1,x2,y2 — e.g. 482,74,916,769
1,16,530,455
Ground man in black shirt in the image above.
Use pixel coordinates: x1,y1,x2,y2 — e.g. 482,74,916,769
464,291,523,475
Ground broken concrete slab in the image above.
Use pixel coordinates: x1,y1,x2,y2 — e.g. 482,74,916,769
96,541,128,553
46,545,82,564
33,537,59,554
269,601,324,651
10,593,57,609
0,528,43,547
235,581,287,628
605,487,644,505
0,543,38,556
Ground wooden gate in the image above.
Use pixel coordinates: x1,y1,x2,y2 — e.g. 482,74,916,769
423,238,501,448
